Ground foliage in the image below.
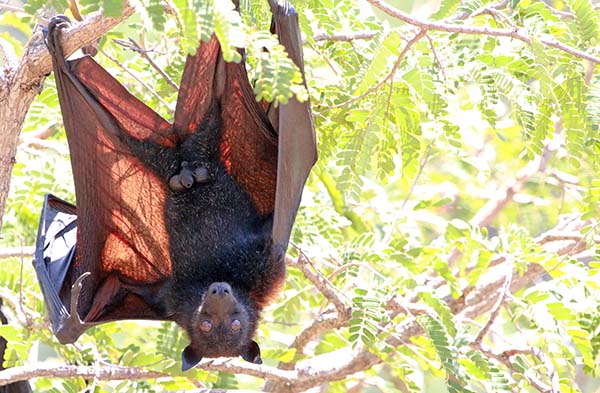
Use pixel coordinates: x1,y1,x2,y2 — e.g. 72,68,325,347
1,0,600,391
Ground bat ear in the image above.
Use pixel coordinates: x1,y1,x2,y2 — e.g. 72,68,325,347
241,340,262,364
182,345,203,371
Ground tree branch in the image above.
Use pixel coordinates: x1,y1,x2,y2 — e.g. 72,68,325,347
113,38,179,90
288,253,351,318
472,257,512,346
0,7,134,234
366,0,600,64
0,246,35,259
328,28,427,109
0,364,168,386
311,31,378,42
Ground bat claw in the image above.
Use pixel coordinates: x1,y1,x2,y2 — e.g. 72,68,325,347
69,272,90,324
54,272,91,344
45,15,72,73
169,163,211,191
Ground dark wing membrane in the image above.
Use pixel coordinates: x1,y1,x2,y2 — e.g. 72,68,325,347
66,56,175,284
219,60,279,216
269,0,317,248
40,19,176,336
214,0,317,234
174,32,279,217
173,36,223,138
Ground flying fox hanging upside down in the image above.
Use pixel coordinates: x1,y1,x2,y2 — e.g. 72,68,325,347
34,0,316,371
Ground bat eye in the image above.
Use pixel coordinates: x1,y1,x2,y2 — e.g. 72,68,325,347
231,319,241,332
200,320,212,332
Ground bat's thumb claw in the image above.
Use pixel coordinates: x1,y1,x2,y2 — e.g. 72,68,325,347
69,272,91,324
73,271,91,288
54,272,90,344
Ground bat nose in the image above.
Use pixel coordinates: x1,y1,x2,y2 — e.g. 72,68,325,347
210,282,231,296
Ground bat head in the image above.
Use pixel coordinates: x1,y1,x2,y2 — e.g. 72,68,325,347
181,282,261,371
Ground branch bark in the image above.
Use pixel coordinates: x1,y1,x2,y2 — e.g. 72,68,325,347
311,31,378,42
0,364,167,386
0,7,134,234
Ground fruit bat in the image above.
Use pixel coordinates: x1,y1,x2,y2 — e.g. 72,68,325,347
33,0,316,371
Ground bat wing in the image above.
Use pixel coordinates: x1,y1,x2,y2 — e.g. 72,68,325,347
172,0,316,254
35,16,177,343
268,0,317,249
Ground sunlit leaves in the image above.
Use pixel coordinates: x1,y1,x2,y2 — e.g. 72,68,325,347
2,0,600,391
564,0,599,45
431,0,461,20
248,31,307,105
349,287,387,347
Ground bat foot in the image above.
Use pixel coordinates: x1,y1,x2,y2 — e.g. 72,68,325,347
45,15,72,73
44,15,70,43
169,161,211,191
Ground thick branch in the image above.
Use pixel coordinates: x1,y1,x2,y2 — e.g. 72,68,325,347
0,7,134,234
0,364,168,386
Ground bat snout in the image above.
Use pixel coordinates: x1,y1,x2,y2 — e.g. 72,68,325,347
209,282,232,297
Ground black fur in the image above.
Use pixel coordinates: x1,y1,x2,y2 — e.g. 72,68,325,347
114,103,276,362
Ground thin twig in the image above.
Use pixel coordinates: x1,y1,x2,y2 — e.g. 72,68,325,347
328,29,427,109
0,246,34,259
0,3,26,13
533,347,560,393
469,143,553,228
288,253,351,319
306,41,341,77
17,138,69,155
0,288,34,327
99,48,173,111
367,0,600,65
544,4,574,19
471,2,518,28
472,256,513,345
18,125,58,142
476,347,551,392
311,31,378,42
426,34,447,81
383,138,434,244
113,38,179,90
17,238,32,328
